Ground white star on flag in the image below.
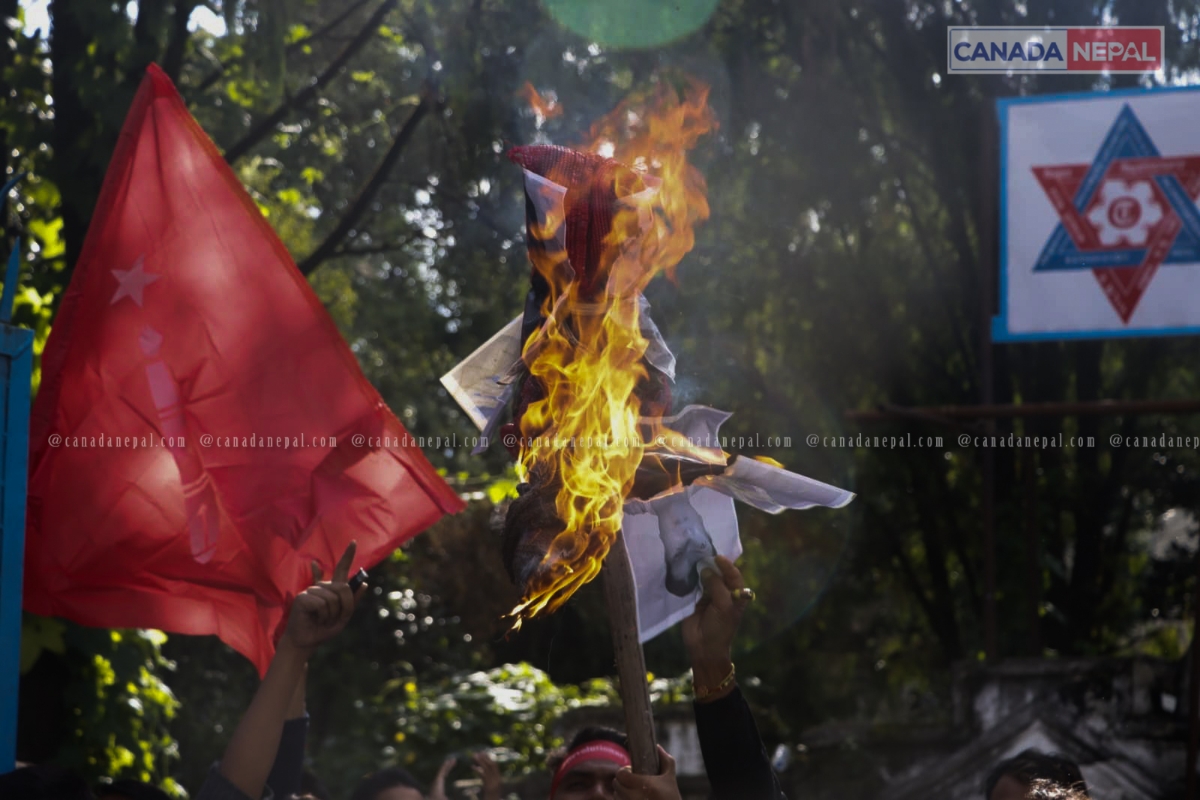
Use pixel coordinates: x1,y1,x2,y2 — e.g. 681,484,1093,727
111,255,159,307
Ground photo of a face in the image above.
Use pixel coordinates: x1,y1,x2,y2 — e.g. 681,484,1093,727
652,491,717,596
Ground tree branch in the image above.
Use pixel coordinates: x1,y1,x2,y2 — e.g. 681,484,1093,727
297,88,434,276
222,0,397,164
910,470,964,659
334,237,419,256
191,0,374,96
871,507,943,648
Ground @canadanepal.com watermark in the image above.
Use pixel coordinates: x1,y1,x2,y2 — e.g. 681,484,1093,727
808,434,944,449
958,434,1094,449
46,433,344,449
959,433,1200,449
1109,434,1200,449
44,433,485,450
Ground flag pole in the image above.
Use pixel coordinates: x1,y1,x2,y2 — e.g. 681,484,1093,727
0,171,33,774
601,530,659,774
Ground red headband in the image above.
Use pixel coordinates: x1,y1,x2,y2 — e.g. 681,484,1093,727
549,741,632,798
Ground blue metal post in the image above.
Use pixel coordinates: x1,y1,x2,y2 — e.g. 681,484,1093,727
0,174,32,774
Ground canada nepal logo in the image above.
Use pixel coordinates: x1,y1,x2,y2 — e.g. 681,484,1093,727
1033,105,1200,322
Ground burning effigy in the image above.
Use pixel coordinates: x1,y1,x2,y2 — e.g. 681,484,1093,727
441,79,854,639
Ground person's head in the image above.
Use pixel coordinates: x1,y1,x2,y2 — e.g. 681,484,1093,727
547,727,632,800
95,779,169,800
1026,779,1090,800
0,764,94,800
985,750,1088,800
349,767,424,800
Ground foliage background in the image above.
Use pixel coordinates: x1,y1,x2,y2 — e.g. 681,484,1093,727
6,0,1200,794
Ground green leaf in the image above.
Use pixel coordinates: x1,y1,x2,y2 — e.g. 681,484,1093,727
224,81,256,108
486,475,520,504
285,23,311,44
27,216,64,259
300,167,324,186
378,25,404,44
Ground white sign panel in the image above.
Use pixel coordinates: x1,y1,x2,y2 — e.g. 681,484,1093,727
995,86,1200,342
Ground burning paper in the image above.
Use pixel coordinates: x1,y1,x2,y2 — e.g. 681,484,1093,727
439,314,523,451
439,76,854,635
499,81,716,625
624,406,854,642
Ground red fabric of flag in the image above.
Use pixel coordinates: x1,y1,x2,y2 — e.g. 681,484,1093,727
24,64,464,676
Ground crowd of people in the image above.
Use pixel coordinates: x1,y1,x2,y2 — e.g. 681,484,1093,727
0,545,1095,800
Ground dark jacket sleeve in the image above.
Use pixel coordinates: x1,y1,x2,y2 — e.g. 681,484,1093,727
265,715,309,800
195,768,263,800
197,715,306,800
693,687,786,800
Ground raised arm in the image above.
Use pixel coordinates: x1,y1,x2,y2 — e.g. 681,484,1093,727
211,543,364,800
683,556,786,800
264,661,309,800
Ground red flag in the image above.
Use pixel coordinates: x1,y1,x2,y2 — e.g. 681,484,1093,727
24,65,464,675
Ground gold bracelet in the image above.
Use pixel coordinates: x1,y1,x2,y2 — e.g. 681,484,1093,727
693,663,736,701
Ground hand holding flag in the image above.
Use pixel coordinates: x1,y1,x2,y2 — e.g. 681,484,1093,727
216,541,365,800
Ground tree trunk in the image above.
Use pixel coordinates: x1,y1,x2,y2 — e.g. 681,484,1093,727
0,0,17,241
48,0,95,273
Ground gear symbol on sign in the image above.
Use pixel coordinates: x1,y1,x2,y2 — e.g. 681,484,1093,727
1085,178,1163,247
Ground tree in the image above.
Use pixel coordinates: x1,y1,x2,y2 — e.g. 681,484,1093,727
9,0,1200,791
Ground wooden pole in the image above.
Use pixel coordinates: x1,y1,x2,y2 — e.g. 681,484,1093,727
601,530,659,775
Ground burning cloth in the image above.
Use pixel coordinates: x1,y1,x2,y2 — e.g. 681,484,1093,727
441,134,854,642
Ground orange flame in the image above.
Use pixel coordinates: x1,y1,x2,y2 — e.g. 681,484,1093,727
519,82,563,128
511,78,717,624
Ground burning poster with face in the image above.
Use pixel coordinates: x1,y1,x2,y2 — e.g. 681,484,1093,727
440,79,854,640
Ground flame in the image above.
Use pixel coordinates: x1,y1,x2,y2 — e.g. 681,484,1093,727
519,82,563,128
511,77,717,625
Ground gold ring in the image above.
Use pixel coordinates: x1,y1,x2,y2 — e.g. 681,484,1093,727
733,587,756,603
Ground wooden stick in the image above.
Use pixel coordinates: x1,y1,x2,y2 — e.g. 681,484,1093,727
601,530,659,774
